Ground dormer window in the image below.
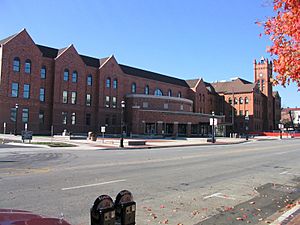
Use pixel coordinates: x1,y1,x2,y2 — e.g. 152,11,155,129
131,83,136,93
144,85,149,95
154,89,163,96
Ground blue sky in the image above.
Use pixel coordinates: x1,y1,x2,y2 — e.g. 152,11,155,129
0,0,298,108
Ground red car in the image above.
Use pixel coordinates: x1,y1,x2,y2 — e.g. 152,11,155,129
0,209,72,225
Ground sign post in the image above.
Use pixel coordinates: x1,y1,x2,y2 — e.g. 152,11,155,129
3,123,6,134
278,123,284,139
101,126,106,143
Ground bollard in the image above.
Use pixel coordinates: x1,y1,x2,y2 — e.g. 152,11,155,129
91,195,116,225
115,190,136,225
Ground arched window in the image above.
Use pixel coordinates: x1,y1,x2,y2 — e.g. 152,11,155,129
25,59,31,74
13,57,20,72
154,89,163,96
144,85,149,95
239,97,243,104
168,89,172,97
178,92,182,98
234,97,238,105
228,97,232,105
63,69,69,81
72,71,78,83
245,97,249,104
113,79,118,89
40,66,46,79
87,74,92,86
131,82,136,93
106,78,111,88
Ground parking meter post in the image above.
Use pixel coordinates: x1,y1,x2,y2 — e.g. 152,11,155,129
90,195,116,225
115,190,136,225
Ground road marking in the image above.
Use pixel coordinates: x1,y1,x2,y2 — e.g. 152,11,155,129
203,192,236,200
270,203,300,225
61,179,126,191
280,171,290,175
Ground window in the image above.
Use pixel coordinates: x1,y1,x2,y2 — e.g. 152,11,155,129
257,80,260,89
71,112,76,125
164,103,168,109
40,66,46,79
71,92,77,104
39,111,44,125
23,84,30,99
86,113,91,126
11,83,19,97
131,83,136,93
105,115,110,126
13,57,20,72
72,71,78,83
245,110,249,117
239,110,243,116
245,97,249,104
178,92,182,98
40,88,45,102
106,78,111,88
234,98,238,105
180,104,184,110
62,112,67,124
261,80,265,91
10,108,17,122
112,97,117,108
22,108,29,123
113,79,118,89
25,59,31,74
105,96,110,107
239,97,243,104
144,85,149,95
85,94,92,106
63,91,68,103
168,89,172,97
154,89,163,96
64,69,69,81
87,75,92,86
228,97,232,105
86,94,91,106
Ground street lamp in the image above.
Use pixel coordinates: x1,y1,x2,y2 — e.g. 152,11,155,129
120,100,125,148
14,103,19,135
212,111,215,143
245,115,249,140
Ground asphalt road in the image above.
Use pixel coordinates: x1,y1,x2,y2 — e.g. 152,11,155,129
1,139,300,225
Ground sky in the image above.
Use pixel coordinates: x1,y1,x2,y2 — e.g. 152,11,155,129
0,0,299,108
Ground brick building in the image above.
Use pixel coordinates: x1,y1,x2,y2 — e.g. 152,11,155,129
0,29,280,136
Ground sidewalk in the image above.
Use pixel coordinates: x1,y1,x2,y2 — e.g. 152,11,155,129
0,134,248,150
268,202,300,225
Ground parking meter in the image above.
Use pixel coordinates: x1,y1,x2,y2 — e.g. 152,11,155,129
90,195,116,225
115,190,136,225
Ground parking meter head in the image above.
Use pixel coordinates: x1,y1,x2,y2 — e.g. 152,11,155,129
115,190,136,225
90,195,115,225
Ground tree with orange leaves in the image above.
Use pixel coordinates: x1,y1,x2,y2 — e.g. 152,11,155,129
260,0,300,88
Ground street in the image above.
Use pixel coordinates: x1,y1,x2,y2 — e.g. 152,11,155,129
1,139,300,225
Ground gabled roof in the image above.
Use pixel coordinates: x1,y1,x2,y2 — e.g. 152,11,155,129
36,44,100,67
100,57,110,67
0,33,18,45
204,82,217,94
186,79,199,88
36,44,59,58
119,64,190,88
211,78,256,94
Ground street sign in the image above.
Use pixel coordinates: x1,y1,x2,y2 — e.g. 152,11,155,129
101,126,106,133
278,123,284,129
21,130,33,143
210,118,218,126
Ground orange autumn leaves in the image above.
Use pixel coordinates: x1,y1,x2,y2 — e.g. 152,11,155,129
260,0,300,88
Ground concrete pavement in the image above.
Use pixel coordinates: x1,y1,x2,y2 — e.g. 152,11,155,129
0,134,249,150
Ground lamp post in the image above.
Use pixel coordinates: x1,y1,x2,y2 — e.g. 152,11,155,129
245,115,249,140
14,103,19,135
212,111,215,143
120,100,125,148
